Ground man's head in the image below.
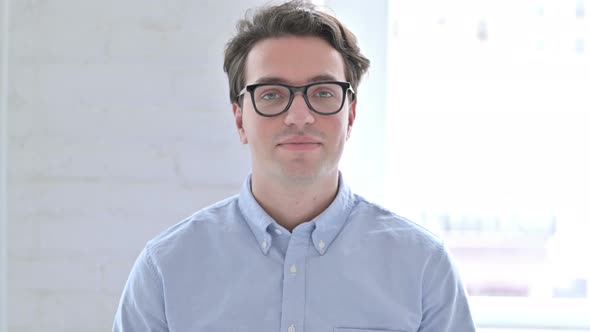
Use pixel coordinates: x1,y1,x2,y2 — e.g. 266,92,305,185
223,1,369,184
223,0,370,104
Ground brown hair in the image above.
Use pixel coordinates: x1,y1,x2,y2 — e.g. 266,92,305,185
223,0,370,103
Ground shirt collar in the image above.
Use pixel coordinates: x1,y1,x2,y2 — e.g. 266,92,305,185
310,172,356,255
238,176,274,255
237,172,357,256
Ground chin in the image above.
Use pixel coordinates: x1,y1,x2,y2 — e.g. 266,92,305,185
278,163,335,184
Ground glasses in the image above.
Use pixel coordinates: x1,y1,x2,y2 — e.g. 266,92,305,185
237,81,355,117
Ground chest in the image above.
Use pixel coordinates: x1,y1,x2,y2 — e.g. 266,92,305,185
163,248,422,332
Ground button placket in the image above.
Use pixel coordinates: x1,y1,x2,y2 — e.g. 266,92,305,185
279,224,312,332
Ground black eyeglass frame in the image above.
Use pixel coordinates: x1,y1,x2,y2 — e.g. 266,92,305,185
237,81,355,117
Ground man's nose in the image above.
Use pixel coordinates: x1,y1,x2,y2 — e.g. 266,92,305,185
283,93,315,126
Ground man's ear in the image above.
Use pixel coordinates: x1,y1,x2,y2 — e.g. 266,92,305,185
232,103,248,144
346,99,357,140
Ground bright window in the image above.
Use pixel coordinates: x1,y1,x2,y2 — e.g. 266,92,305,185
328,0,590,330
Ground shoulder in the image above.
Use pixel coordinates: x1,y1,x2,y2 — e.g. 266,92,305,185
347,194,444,252
144,195,243,261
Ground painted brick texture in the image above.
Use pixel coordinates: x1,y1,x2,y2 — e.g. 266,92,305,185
7,0,263,330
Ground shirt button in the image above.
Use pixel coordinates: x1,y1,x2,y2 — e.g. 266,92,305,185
288,324,296,332
274,228,283,235
319,240,326,250
262,240,268,248
290,264,297,273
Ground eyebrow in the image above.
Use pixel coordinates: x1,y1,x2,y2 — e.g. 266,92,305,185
253,74,340,85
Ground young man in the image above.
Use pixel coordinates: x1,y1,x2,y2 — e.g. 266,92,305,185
113,1,476,331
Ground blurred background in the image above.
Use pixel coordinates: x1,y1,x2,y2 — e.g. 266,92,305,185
1,0,589,331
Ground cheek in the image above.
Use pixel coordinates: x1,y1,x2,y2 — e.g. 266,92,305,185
241,111,257,135
337,113,351,134
243,114,275,144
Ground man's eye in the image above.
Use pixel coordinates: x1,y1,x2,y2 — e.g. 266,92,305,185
314,90,335,98
261,93,280,100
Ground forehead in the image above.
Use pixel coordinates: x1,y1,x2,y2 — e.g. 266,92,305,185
244,36,347,85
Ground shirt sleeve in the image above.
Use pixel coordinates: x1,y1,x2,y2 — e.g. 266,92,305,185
113,245,169,332
418,243,476,332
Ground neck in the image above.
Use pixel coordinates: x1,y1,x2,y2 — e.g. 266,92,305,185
251,171,339,232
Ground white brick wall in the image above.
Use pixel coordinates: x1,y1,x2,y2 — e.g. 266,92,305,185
1,0,9,329
6,0,265,330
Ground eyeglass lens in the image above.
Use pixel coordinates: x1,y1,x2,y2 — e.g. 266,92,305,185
253,83,344,115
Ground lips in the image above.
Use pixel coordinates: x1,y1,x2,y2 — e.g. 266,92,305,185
277,136,321,145
277,136,322,150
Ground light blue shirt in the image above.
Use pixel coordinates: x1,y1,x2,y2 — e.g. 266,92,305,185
114,174,475,332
